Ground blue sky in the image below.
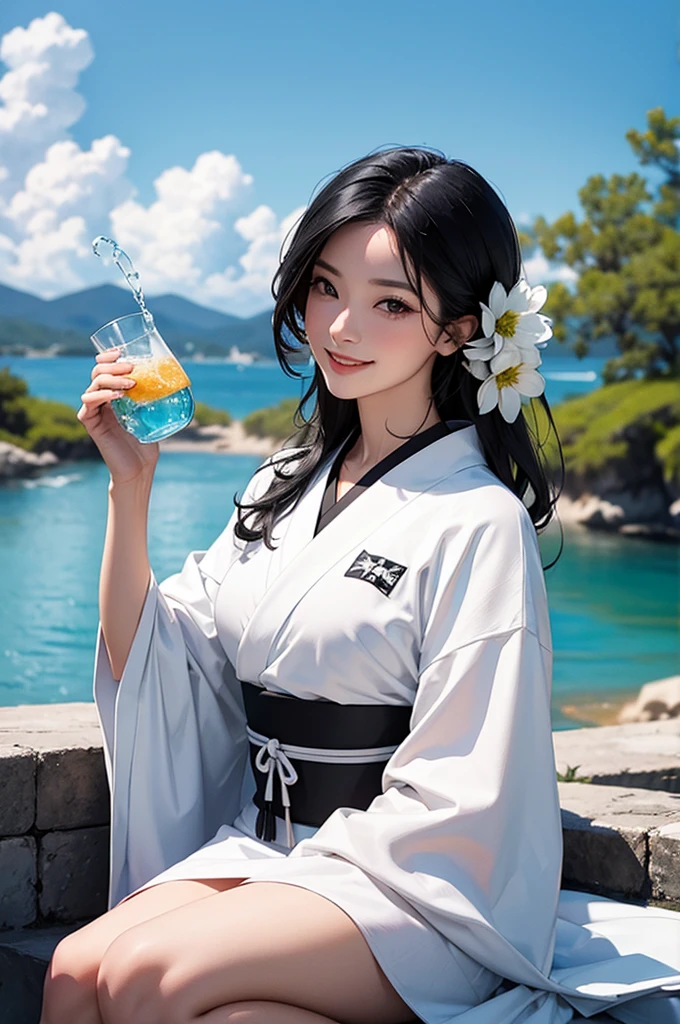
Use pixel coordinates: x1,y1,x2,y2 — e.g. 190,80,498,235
0,0,676,314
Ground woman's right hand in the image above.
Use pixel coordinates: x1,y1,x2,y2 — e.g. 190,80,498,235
78,348,160,486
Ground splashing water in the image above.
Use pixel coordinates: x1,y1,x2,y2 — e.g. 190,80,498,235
91,236,154,327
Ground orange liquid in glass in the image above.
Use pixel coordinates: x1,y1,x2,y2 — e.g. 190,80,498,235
125,356,191,403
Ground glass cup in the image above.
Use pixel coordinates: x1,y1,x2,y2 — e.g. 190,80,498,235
90,313,195,443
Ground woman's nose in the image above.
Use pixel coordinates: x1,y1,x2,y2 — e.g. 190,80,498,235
329,306,361,343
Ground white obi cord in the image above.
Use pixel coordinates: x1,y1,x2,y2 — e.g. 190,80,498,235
246,725,402,849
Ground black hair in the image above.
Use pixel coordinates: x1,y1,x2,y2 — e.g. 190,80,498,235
233,146,564,568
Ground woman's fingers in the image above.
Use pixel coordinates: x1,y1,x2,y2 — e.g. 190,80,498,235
91,353,133,382
81,388,128,403
88,374,136,391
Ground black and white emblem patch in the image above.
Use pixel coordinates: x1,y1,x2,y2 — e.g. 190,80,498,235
344,550,407,597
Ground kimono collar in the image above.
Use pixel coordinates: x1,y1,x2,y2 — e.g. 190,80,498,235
233,422,489,683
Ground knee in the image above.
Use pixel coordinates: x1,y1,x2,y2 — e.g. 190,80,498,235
95,932,187,1024
41,933,100,1023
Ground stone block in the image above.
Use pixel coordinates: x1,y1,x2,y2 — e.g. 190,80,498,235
558,782,680,899
649,821,680,901
0,836,37,930
561,818,648,898
39,828,109,923
553,719,680,793
36,747,109,831
0,702,102,751
0,746,35,835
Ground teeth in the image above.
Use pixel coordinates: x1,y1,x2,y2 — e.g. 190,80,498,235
331,353,366,365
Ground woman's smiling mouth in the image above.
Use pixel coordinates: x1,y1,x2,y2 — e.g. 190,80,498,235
326,350,374,372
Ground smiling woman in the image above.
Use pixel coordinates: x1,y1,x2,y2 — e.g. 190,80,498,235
41,146,680,1024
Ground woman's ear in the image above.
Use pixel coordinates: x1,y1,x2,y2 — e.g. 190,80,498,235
436,314,479,356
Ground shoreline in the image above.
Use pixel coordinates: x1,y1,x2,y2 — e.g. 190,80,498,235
160,420,280,456
557,693,636,727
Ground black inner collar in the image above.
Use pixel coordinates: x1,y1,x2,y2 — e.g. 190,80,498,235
314,419,471,536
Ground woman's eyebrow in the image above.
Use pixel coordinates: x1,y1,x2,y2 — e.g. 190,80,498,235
314,258,418,296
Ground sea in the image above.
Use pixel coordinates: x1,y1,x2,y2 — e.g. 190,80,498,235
1,354,677,730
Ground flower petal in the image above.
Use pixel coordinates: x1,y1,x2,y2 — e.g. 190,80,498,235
516,368,546,397
477,376,499,415
507,280,530,312
488,281,507,318
527,284,547,313
466,358,491,380
498,385,522,422
479,303,496,338
490,344,522,373
464,347,495,366
492,333,507,357
516,312,552,342
517,344,542,368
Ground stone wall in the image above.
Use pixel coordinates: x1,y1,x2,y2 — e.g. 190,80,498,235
1,703,679,934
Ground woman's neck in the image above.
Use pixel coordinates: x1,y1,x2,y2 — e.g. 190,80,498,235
348,402,442,473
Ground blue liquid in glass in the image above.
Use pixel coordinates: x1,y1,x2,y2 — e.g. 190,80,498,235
111,385,195,443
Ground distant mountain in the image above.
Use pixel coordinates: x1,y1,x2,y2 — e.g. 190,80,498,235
0,282,278,359
0,283,51,321
0,283,244,335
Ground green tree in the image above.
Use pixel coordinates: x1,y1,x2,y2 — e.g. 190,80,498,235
526,107,679,383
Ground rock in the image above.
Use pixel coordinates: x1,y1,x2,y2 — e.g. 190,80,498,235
556,490,679,541
0,442,58,480
616,677,680,724
670,497,680,526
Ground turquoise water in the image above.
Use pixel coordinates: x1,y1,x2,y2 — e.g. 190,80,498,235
112,384,195,443
1,355,676,729
0,354,609,419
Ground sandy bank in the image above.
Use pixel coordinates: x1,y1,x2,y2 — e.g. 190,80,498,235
160,421,280,456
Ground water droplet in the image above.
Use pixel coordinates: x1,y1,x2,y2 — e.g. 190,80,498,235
91,234,154,326
92,235,117,262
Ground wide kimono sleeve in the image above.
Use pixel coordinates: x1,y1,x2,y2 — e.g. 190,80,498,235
93,452,289,910
288,495,566,990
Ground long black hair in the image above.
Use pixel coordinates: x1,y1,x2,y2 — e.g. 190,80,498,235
233,146,564,567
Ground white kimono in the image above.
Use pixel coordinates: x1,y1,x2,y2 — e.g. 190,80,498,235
93,421,680,1024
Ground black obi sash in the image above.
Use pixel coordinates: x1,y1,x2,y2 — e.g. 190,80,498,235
241,679,412,844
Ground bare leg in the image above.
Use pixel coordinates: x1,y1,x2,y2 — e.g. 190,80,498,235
40,877,247,1024
95,881,419,1024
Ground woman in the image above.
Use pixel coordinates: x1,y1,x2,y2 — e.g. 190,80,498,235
41,148,680,1024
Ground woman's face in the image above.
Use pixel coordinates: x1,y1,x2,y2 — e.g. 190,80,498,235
304,221,466,402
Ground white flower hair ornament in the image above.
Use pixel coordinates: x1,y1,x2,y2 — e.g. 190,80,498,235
461,278,553,424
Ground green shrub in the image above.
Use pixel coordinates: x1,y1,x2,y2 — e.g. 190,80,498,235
530,379,680,476
192,401,232,427
243,397,299,440
0,367,92,455
656,423,680,485
0,427,31,450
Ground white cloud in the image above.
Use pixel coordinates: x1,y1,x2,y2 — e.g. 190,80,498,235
522,248,578,290
0,12,306,314
2,214,89,292
202,204,306,315
0,12,93,202
109,151,256,293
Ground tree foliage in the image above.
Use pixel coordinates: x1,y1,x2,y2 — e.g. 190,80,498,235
527,107,679,382
0,366,93,454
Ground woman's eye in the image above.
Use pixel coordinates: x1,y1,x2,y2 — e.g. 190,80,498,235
380,298,412,317
310,276,336,297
